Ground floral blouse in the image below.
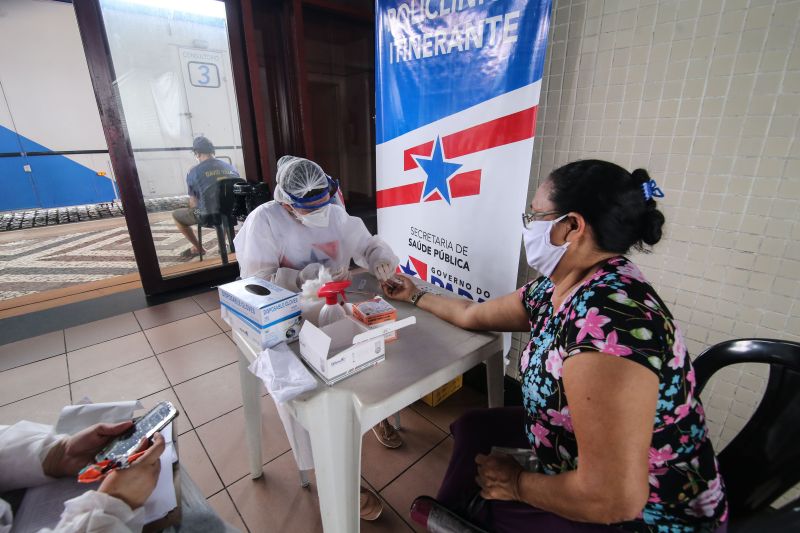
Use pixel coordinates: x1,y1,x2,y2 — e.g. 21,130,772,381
519,256,727,532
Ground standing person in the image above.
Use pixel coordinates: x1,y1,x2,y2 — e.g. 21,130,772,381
234,155,400,521
383,160,727,532
172,136,241,258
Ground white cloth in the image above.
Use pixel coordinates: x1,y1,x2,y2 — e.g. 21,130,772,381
247,344,317,471
0,421,143,533
248,343,317,404
233,201,398,284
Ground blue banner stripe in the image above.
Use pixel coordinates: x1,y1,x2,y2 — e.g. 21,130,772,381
376,0,552,144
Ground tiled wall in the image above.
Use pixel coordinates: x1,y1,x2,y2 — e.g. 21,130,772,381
509,0,800,504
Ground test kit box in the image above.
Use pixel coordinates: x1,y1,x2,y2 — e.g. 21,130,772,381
352,297,399,342
298,316,415,385
218,277,302,349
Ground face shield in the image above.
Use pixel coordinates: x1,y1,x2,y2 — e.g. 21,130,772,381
274,156,337,205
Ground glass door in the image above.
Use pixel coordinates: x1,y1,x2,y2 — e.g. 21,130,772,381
73,0,261,295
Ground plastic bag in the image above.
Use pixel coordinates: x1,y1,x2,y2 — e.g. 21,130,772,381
300,265,334,300
248,342,317,403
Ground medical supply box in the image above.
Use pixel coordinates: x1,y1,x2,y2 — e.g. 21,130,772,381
351,297,399,342
422,375,463,406
219,277,302,349
298,315,416,385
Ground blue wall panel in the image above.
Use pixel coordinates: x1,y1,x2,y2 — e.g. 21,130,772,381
0,124,114,210
31,155,116,208
0,157,40,212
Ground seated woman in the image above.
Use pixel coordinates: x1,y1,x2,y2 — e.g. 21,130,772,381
383,160,727,532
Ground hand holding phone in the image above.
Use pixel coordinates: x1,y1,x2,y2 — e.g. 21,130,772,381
43,420,135,478
94,401,178,463
98,432,166,509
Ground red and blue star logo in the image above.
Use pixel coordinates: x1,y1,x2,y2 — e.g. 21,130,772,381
376,106,537,209
397,256,428,281
415,137,463,205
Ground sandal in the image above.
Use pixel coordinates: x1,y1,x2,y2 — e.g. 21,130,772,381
180,248,201,259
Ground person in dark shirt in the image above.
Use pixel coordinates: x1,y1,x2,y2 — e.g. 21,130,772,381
172,136,241,258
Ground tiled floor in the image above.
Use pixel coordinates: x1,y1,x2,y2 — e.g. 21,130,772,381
0,291,488,532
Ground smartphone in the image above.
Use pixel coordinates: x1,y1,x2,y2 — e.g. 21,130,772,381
490,446,540,472
95,401,178,462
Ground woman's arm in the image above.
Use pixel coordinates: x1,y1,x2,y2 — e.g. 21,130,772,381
382,275,530,332
478,352,658,523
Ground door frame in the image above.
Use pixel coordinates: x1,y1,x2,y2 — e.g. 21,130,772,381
72,0,263,295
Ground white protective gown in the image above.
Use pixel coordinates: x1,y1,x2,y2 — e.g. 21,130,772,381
233,201,398,471
233,201,397,283
0,421,144,533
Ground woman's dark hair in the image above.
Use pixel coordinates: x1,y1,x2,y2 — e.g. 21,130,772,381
547,160,665,254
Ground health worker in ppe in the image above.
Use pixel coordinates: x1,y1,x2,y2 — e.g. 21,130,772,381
234,155,398,288
233,155,399,521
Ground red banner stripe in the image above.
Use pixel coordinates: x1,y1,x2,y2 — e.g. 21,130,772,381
424,191,443,202
402,106,537,171
450,170,481,198
376,181,424,208
377,170,482,208
403,141,434,171
444,106,537,160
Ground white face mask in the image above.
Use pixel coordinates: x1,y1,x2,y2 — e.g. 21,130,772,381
294,204,331,228
522,214,570,278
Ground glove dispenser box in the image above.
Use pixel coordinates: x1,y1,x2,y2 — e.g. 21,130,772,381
219,277,302,349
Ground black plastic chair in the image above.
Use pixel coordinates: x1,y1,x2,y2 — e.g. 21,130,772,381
197,178,245,264
693,338,800,524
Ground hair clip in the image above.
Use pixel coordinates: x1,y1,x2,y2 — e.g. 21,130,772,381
642,179,664,201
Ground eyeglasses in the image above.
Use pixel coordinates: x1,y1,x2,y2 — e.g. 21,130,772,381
521,210,562,228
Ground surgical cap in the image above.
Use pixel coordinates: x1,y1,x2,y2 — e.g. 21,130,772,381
274,156,329,205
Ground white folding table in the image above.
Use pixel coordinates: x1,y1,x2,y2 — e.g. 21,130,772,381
233,273,505,533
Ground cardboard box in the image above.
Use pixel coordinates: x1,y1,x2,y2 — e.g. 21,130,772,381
422,375,463,406
218,277,302,349
352,297,399,342
298,316,416,385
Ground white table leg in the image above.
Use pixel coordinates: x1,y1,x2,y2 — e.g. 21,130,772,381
304,391,361,533
486,350,505,408
238,350,263,479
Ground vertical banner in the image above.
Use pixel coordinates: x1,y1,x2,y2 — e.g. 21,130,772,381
376,0,552,309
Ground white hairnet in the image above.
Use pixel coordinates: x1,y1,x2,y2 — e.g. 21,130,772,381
273,156,329,205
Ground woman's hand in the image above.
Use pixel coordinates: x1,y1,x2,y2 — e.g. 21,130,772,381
475,453,523,501
380,275,417,302
99,433,165,510
43,421,135,478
